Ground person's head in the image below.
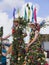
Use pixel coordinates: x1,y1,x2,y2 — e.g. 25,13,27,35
28,22,36,30
35,23,40,31
14,18,19,26
28,22,40,31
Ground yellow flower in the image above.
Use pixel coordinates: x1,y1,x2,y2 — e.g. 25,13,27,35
28,59,31,63
42,57,45,60
38,58,40,61
41,63,43,65
25,56,27,60
18,57,20,60
22,61,26,65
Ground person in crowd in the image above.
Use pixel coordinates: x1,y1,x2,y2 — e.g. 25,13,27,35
2,39,11,65
0,34,12,65
25,22,40,52
2,44,7,65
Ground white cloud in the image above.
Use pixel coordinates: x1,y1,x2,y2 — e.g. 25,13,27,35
0,12,9,27
4,0,25,8
0,12,13,43
40,26,49,34
37,17,43,24
45,16,49,22
0,0,25,17
39,17,49,34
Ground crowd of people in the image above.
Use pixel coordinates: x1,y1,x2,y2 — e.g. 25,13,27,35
0,34,12,65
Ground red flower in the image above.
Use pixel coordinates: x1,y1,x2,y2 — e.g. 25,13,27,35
37,48,41,51
37,62,41,65
12,51,14,55
12,28,15,34
31,60,34,63
29,56,33,59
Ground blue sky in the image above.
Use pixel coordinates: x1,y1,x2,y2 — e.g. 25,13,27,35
0,0,49,18
25,0,49,18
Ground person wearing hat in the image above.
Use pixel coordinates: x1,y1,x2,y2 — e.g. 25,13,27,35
2,39,12,65
25,22,40,52
25,23,45,65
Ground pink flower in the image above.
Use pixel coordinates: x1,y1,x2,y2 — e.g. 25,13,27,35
45,61,48,65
